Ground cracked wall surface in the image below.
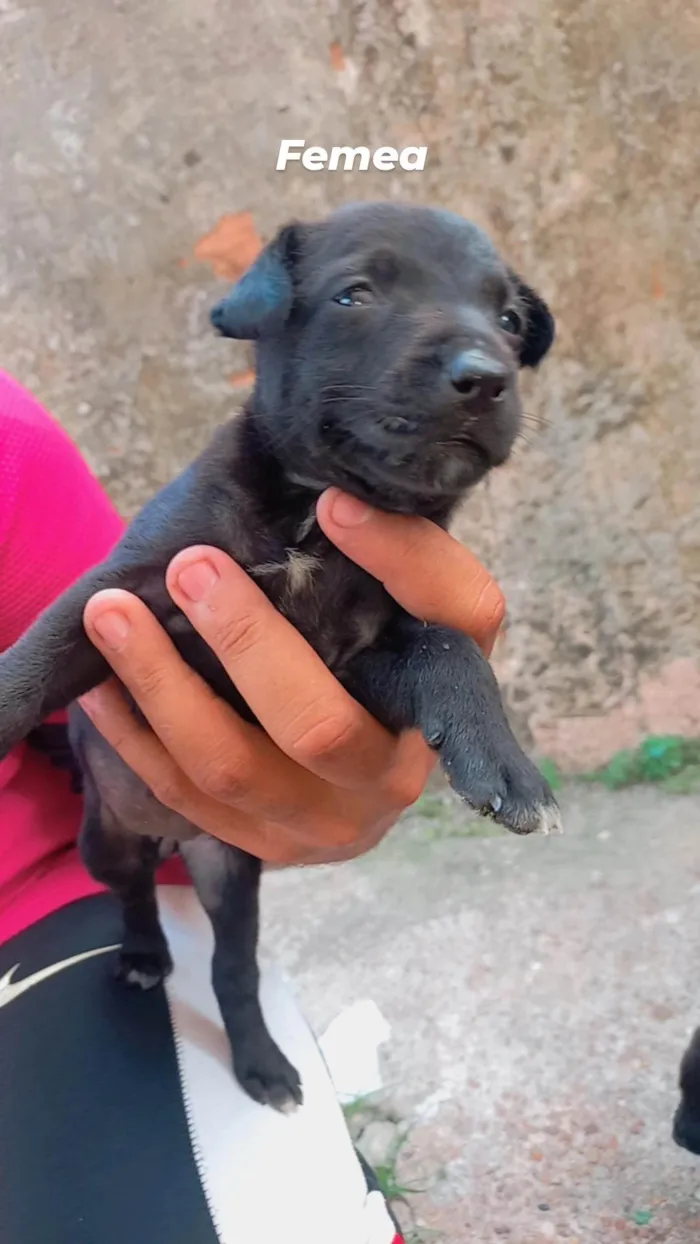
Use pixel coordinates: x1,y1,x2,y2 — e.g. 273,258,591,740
2,0,698,767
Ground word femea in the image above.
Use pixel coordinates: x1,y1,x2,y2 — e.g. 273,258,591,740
277,140,427,172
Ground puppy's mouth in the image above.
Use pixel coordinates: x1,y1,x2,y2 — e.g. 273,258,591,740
327,429,496,506
438,432,495,471
288,431,500,514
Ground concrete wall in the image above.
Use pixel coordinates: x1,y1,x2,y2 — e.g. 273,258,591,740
2,0,698,768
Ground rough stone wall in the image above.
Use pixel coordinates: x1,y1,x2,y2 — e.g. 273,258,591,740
2,0,698,767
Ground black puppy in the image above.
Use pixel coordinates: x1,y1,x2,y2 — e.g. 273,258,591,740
0,202,560,1111
674,1028,700,1154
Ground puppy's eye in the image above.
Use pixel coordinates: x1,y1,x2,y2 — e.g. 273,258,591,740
334,285,374,307
499,308,523,335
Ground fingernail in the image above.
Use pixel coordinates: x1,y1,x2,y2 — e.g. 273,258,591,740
91,610,130,651
329,491,372,527
177,559,219,603
79,688,102,717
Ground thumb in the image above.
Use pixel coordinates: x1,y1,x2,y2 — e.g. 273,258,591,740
316,489,505,656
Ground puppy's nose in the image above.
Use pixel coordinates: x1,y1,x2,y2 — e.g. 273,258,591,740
448,349,509,402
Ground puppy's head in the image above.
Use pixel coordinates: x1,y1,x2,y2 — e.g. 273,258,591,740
674,1028,700,1155
211,202,555,513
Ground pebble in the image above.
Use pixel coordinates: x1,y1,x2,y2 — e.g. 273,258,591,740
357,1120,401,1168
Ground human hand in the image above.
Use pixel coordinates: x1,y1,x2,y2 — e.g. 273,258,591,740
79,488,505,866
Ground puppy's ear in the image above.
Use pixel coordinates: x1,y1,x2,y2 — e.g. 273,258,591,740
510,274,555,369
210,224,304,340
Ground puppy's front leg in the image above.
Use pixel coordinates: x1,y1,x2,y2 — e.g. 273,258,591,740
0,565,129,757
179,836,303,1112
346,615,561,835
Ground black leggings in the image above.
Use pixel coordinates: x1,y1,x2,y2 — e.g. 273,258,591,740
0,895,221,1244
0,894,401,1244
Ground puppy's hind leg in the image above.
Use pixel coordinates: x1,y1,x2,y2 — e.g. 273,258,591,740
79,779,173,991
180,836,303,1112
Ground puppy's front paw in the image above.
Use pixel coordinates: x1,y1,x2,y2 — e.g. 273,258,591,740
429,721,562,836
232,1029,303,1113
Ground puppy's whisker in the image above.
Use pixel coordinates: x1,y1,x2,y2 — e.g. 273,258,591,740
318,384,381,395
512,433,534,452
521,411,551,430
319,395,374,408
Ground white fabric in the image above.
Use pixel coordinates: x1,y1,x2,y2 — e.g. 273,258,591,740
158,886,397,1244
319,999,391,1103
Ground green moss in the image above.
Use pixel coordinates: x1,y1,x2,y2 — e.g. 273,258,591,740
661,763,700,795
630,1208,653,1226
341,1100,432,1234
582,736,700,792
538,757,564,790
341,1092,385,1126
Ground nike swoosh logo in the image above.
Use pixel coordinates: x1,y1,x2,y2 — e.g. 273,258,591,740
0,944,119,1009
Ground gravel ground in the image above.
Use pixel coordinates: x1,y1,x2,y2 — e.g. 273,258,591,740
261,783,700,1242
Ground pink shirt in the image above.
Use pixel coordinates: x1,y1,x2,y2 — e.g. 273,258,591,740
0,371,186,944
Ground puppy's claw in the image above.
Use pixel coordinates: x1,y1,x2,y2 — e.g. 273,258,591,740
277,1094,302,1116
427,689,564,839
477,794,563,837
535,799,564,836
242,1069,303,1114
121,968,163,991
445,751,563,837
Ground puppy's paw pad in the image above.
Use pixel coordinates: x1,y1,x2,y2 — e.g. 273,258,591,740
115,948,173,990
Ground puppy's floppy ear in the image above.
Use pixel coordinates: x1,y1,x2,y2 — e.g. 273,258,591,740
510,273,555,369
210,224,304,341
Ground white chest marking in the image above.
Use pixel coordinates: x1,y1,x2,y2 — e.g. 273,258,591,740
252,549,321,596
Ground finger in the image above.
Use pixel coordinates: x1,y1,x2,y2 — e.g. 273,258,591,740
165,547,402,790
78,682,409,866
286,735,435,864
82,589,344,828
82,590,423,856
317,489,505,655
293,732,434,864
77,681,289,860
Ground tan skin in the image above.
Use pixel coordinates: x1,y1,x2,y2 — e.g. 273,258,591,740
78,488,506,867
